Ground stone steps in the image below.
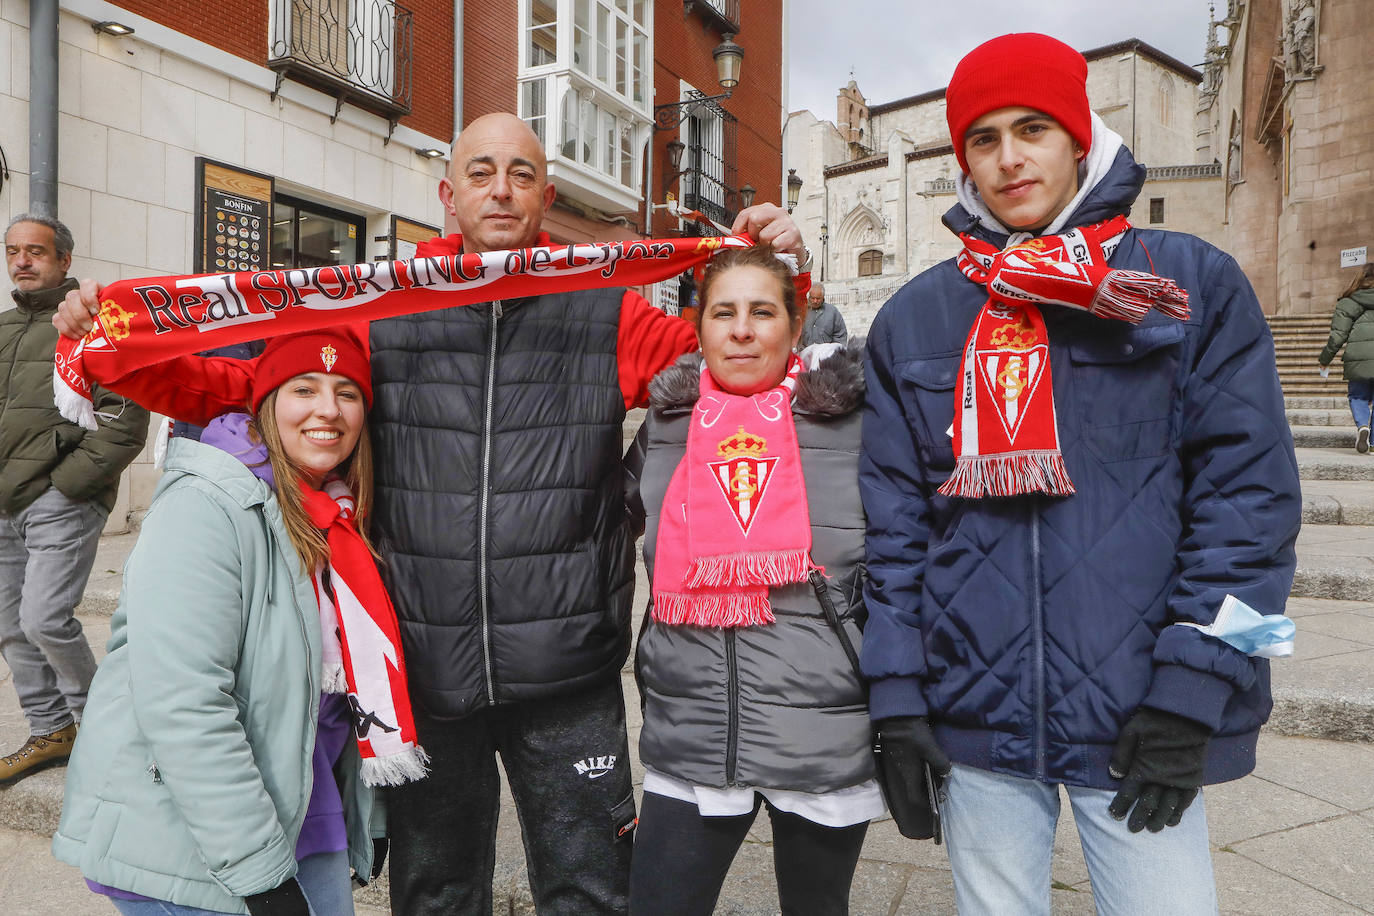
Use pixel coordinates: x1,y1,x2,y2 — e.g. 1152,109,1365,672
1295,447,1374,480
1290,425,1361,448
1287,408,1351,427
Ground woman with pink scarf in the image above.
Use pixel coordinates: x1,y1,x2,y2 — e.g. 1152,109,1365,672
625,245,879,915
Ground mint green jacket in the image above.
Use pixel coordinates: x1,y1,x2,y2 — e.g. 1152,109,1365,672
52,439,377,913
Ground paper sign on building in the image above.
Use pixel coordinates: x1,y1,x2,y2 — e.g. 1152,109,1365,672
1341,246,1368,268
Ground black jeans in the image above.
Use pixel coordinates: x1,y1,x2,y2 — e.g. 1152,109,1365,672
629,792,869,916
387,679,635,915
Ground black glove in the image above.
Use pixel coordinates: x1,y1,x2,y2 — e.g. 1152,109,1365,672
244,877,309,916
874,716,951,841
1108,707,1211,834
371,838,389,880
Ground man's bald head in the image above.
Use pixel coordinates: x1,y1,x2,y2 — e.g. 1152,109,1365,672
440,112,556,254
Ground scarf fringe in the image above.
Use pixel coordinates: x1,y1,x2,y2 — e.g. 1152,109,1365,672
938,452,1077,499
321,663,348,694
360,745,431,787
1091,271,1191,323
685,549,811,589
652,591,776,628
53,368,98,431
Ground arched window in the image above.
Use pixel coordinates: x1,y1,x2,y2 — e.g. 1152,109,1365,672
858,249,882,277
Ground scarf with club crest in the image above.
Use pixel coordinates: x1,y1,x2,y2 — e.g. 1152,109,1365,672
652,355,817,628
940,215,1190,499
300,478,428,786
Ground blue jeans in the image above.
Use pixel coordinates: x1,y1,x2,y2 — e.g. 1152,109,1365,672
941,764,1218,916
108,850,353,916
1348,379,1374,429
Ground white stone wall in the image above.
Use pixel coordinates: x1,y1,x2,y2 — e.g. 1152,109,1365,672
1,0,450,530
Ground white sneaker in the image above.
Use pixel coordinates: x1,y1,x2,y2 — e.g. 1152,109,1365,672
1358,427,1370,454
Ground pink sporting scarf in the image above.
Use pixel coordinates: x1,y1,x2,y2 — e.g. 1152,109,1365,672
941,215,1190,498
651,355,816,628
52,236,754,430
301,479,427,786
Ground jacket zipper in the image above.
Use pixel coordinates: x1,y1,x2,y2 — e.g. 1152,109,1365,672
478,300,502,705
1030,500,1046,781
725,628,739,785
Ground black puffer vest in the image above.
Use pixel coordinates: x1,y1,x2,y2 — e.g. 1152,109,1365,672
369,288,635,718
626,345,875,792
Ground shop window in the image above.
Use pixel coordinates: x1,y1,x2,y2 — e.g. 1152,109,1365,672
858,249,882,277
270,195,365,270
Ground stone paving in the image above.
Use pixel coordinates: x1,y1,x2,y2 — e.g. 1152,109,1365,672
2,434,1373,913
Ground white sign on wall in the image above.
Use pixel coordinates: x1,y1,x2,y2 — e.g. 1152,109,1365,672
1341,246,1368,268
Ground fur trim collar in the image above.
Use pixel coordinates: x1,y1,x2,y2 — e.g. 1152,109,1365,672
648,341,865,417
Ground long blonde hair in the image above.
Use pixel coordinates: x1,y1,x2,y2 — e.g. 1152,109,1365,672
250,389,379,571
1342,264,1374,299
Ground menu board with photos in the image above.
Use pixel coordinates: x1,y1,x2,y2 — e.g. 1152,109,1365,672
195,159,273,274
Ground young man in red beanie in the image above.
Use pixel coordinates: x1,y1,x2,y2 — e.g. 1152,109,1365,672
860,33,1299,914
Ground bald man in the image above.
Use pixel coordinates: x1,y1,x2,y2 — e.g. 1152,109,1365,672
58,112,806,915
800,282,848,348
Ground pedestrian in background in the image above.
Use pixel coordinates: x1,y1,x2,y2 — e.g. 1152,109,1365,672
625,245,879,916
800,281,849,348
1318,263,1374,453
0,214,148,786
53,327,417,915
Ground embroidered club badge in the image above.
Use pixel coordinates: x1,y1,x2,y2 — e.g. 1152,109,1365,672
708,425,778,536
320,344,338,373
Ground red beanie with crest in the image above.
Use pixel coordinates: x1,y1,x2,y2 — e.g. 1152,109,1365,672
945,33,1092,174
252,324,372,412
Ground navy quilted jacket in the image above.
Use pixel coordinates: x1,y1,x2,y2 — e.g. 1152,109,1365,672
859,147,1301,789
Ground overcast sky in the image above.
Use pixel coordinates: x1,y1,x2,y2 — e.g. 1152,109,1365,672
785,0,1215,118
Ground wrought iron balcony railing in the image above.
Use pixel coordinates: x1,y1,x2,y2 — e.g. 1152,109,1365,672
269,0,413,128
683,0,740,33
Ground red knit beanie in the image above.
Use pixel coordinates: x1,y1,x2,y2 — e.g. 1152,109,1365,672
252,325,372,412
945,33,1092,174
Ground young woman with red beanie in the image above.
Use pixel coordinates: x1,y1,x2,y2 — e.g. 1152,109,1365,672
861,32,1298,916
53,327,427,916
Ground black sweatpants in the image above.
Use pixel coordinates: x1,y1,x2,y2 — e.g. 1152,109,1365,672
628,791,869,916
387,679,636,915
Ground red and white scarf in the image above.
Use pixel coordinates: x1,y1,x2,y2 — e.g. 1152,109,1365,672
301,479,427,787
652,356,816,628
52,236,756,430
940,215,1190,499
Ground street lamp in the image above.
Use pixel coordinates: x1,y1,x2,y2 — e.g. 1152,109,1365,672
786,169,803,213
654,34,745,131
713,34,744,90
739,183,756,210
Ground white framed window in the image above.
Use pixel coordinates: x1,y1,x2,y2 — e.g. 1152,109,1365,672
516,0,651,213
568,0,648,109
525,0,558,68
